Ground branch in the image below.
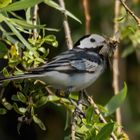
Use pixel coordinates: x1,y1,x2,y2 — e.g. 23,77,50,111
71,112,76,140
113,0,122,133
119,0,140,26
32,5,39,39
82,0,91,34
58,0,73,50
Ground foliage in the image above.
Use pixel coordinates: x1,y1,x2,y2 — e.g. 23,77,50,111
117,6,140,57
0,0,134,140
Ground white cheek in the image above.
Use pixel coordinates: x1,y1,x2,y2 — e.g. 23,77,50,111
78,41,97,49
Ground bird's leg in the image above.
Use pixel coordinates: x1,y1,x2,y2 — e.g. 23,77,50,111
71,90,87,138
72,90,87,121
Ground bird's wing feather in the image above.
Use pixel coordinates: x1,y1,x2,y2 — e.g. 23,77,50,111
70,59,98,72
30,49,102,74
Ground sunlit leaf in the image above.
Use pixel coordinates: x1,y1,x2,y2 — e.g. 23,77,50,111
2,98,13,110
47,95,60,102
0,0,12,8
17,92,27,103
1,0,44,11
13,103,23,114
35,96,48,108
5,20,33,50
105,83,127,116
44,35,58,47
33,115,46,130
0,13,6,22
44,0,81,24
2,67,9,77
18,107,27,114
69,92,78,100
0,26,24,48
10,18,45,29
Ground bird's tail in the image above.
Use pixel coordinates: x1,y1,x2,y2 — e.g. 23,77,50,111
0,73,38,85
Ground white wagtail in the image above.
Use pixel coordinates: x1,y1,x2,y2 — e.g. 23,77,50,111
0,34,117,94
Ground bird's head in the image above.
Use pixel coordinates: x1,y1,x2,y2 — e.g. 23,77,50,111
75,34,118,57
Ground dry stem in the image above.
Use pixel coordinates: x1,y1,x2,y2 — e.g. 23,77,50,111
113,0,122,133
32,5,39,39
82,0,91,34
58,0,73,50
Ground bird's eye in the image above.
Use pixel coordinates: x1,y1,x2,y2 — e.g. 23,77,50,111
90,38,96,42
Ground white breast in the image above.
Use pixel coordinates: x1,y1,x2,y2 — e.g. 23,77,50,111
37,64,104,91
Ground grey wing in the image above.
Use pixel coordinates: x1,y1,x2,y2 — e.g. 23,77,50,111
70,58,99,72
29,49,101,74
29,50,76,73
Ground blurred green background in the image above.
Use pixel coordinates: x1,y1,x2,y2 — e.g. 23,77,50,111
0,0,140,140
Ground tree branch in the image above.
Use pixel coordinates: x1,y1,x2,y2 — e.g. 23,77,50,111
58,0,73,50
82,0,91,34
113,0,122,133
31,5,39,40
119,0,140,26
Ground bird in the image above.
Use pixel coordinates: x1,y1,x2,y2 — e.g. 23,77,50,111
0,34,117,94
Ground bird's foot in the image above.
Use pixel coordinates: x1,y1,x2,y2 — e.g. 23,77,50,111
72,90,89,124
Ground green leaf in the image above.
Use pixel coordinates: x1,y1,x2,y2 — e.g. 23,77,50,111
47,95,60,102
2,68,9,77
11,94,19,101
18,107,27,114
0,0,12,8
13,103,23,114
44,35,58,47
10,18,45,30
4,20,33,50
0,13,6,22
0,108,7,115
35,96,48,108
17,92,27,103
1,0,44,11
33,115,46,130
17,122,22,134
2,98,13,110
69,92,78,100
95,123,114,140
0,41,8,58
44,0,81,24
105,83,127,116
86,128,96,140
0,26,24,48
86,106,94,124
122,46,135,58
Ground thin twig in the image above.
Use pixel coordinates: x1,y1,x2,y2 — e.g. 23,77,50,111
119,0,140,26
71,112,76,140
88,96,117,140
113,0,122,133
58,0,73,50
32,5,39,39
82,0,91,34
71,97,83,140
